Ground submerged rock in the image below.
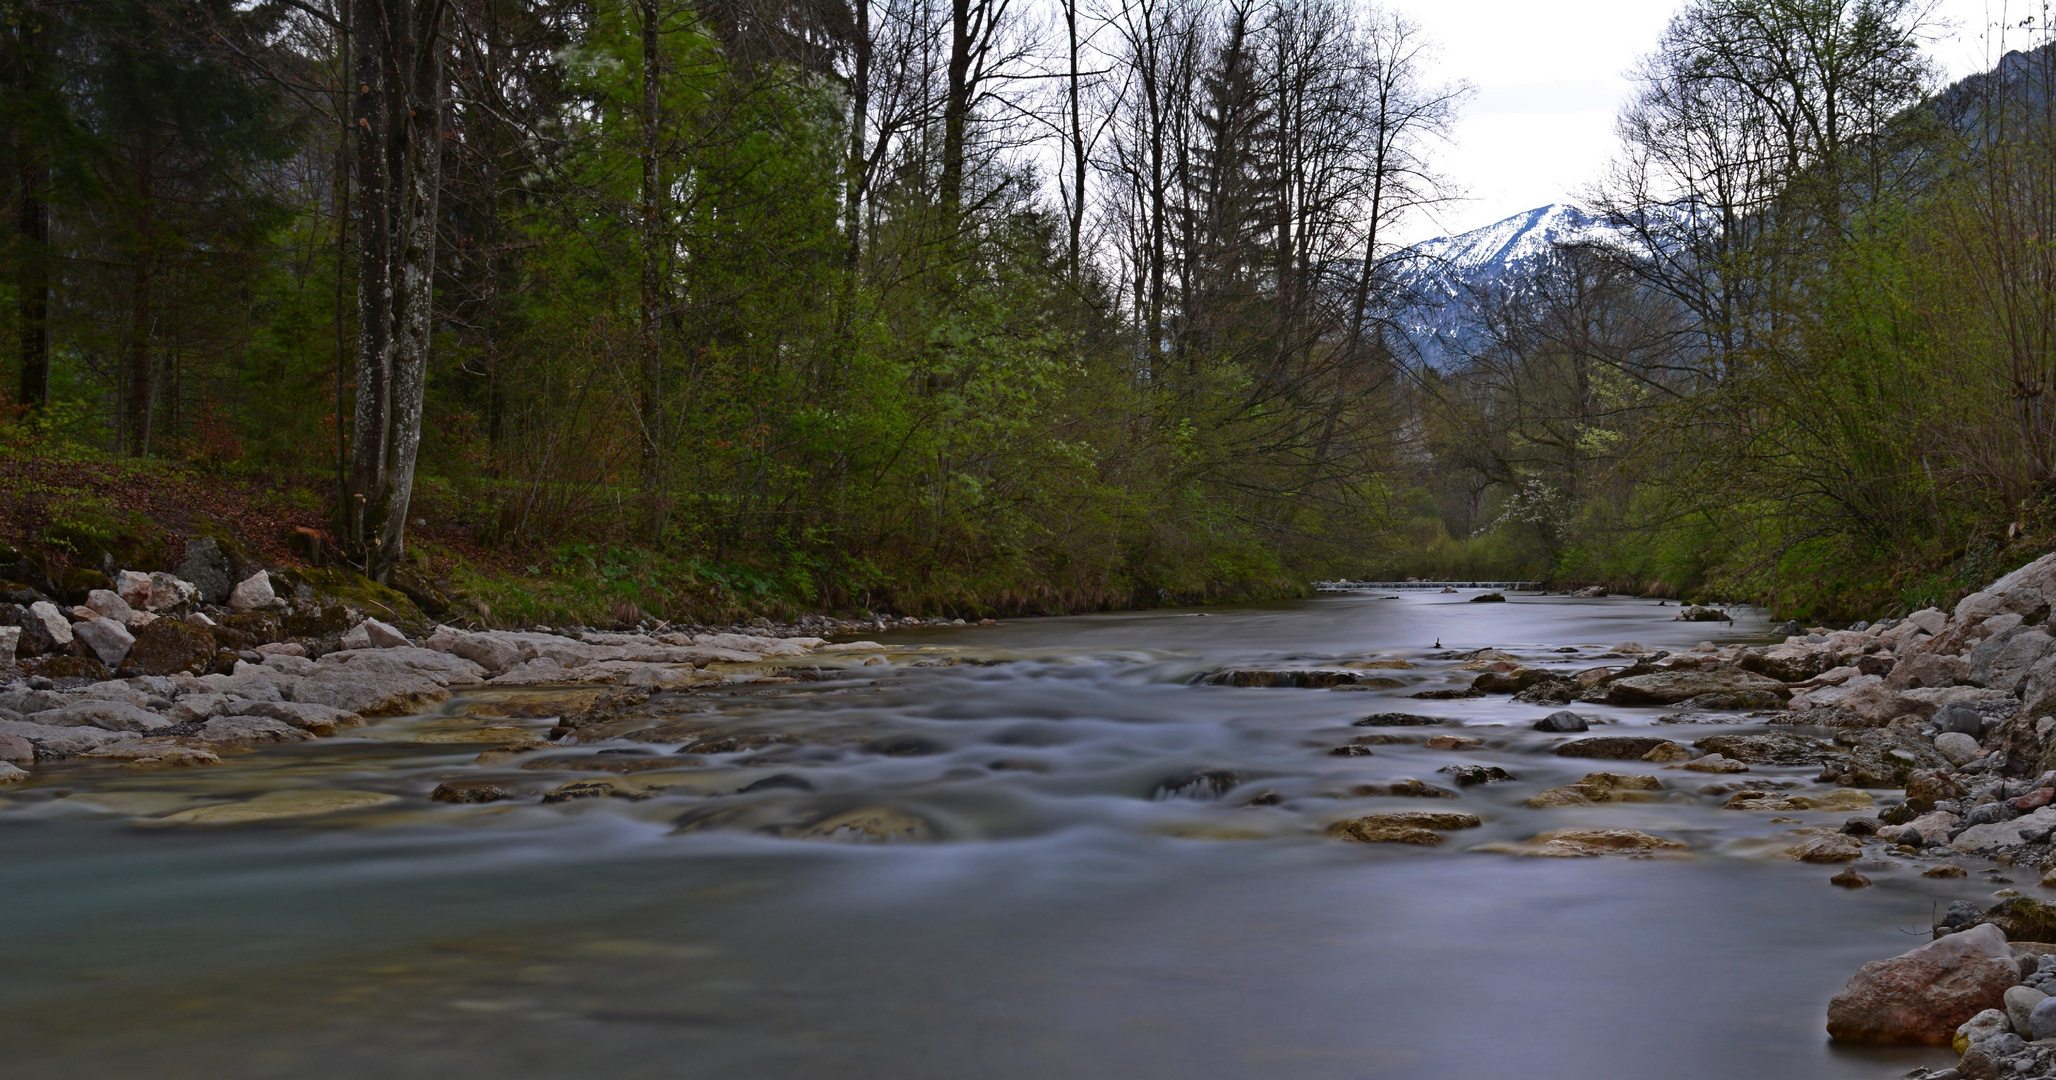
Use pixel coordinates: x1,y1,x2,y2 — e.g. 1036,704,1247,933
430,780,518,804
1475,828,1688,858
1327,810,1481,844
1438,764,1514,786
1723,789,1873,812
1348,779,1459,799
1526,772,1663,808
792,806,931,843
1354,712,1444,727
1827,922,2018,1044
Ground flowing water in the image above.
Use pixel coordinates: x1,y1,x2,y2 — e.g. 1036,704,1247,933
0,593,1992,1077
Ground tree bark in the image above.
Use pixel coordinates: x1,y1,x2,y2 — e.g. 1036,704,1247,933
843,0,870,274
940,0,973,225
12,5,48,413
15,159,48,412
638,0,666,541
125,132,154,455
346,0,446,581
1063,0,1084,283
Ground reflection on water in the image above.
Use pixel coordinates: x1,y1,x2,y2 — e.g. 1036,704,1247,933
0,594,1983,1077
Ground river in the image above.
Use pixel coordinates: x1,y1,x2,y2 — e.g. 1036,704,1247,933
0,591,1986,1077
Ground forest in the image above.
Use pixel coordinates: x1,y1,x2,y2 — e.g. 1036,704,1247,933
2,0,2053,623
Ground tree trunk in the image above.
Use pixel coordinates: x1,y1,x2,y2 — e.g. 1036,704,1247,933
638,0,666,541
1063,0,1084,283
345,0,446,581
940,0,973,225
12,6,48,413
843,0,870,274
125,132,154,455
15,159,48,412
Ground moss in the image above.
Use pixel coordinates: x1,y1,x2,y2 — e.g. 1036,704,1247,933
57,567,112,602
279,567,424,626
23,654,110,680
119,619,218,677
281,601,355,638
212,611,282,648
1984,898,2056,943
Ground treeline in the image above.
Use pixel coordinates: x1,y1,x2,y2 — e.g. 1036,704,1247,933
0,0,1465,615
1395,1,2056,619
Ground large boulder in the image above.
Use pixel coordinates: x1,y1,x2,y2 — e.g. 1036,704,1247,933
285,666,449,716
227,570,276,612
117,618,218,677
178,537,234,604
23,601,72,650
1888,652,1970,689
1968,628,2056,692
1585,666,1788,706
1817,720,1951,787
1741,643,1835,682
72,617,135,669
1827,923,2020,1044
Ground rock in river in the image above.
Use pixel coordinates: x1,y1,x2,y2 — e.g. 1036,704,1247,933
1787,833,1863,862
1723,789,1873,813
1327,811,1482,845
1475,828,1688,858
1827,922,2019,1044
1526,772,1663,808
1693,732,1841,766
1587,666,1788,706
1552,736,1683,760
1533,710,1591,732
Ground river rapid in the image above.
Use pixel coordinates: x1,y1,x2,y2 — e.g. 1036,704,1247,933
0,592,1998,1077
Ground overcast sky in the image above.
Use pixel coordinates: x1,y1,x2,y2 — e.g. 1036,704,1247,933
1387,0,2037,241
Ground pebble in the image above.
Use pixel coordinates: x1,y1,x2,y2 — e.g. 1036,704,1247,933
1830,867,1871,888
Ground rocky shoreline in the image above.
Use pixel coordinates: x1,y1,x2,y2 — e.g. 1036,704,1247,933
0,544,991,785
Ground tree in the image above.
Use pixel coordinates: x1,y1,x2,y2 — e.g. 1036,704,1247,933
345,0,449,579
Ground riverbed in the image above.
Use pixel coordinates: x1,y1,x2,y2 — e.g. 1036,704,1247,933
0,592,1989,1077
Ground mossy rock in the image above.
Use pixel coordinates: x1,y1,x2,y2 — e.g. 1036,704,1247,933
119,619,219,677
23,654,111,680
281,601,355,639
58,567,113,603
389,562,452,618
0,581,44,606
1985,898,2056,943
211,611,283,649
279,568,424,627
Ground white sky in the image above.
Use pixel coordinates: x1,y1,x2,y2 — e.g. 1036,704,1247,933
1387,0,2040,241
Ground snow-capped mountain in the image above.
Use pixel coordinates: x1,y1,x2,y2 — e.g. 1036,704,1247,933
1387,203,1636,368
1406,204,1617,298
